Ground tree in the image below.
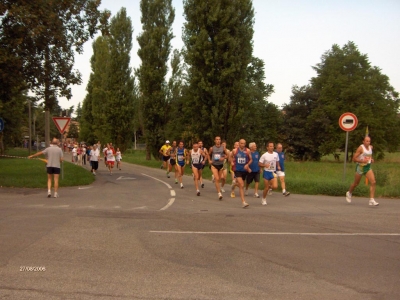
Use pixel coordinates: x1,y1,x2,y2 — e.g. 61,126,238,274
311,41,400,158
283,42,400,160
182,0,255,146
106,8,135,151
0,0,110,145
136,0,175,159
89,36,112,144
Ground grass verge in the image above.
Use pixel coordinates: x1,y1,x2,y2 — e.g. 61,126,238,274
0,149,94,188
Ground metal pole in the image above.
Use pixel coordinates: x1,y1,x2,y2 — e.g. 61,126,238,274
343,131,349,181
28,100,32,155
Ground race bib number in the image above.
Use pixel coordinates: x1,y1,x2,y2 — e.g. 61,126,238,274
213,154,221,161
268,161,275,170
237,157,246,164
177,155,184,161
192,157,199,164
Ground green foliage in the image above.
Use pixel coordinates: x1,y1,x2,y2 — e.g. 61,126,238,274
136,0,175,159
283,42,400,161
182,0,257,146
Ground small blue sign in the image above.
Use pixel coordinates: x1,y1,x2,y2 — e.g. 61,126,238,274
0,118,4,132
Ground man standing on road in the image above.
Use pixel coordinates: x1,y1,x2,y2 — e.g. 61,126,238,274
275,143,290,197
28,138,63,198
259,142,280,206
159,140,171,174
346,136,379,206
245,142,261,198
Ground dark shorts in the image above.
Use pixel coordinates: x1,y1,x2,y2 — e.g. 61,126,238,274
170,159,176,166
211,164,223,171
246,171,260,184
192,163,203,170
47,167,60,175
234,171,248,181
163,155,170,162
91,161,99,170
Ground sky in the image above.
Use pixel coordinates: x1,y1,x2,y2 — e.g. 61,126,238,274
60,0,400,111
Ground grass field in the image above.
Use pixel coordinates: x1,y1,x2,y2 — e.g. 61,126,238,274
0,149,94,188
1,148,399,198
122,149,400,199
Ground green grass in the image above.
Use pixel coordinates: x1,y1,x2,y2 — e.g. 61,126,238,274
123,149,400,199
0,148,94,188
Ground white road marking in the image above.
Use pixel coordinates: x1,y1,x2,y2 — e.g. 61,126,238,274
170,190,176,197
149,231,400,236
116,176,136,180
114,206,121,208
53,205,70,208
131,206,148,210
78,186,93,190
160,198,175,211
141,173,172,189
27,204,45,207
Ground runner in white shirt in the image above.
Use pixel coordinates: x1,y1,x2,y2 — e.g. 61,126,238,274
258,142,280,205
116,148,122,170
90,145,100,175
106,146,116,175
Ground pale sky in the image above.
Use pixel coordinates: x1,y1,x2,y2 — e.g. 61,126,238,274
60,0,400,111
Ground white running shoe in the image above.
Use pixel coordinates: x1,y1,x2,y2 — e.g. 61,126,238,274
346,191,352,203
245,190,248,196
261,198,267,205
180,183,184,189
242,202,249,208
369,199,379,206
218,193,223,200
283,191,290,197
254,193,260,198
221,188,225,193
267,189,272,196
54,192,59,198
47,190,51,198
230,192,235,198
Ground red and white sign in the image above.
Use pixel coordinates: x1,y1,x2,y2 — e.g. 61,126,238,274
339,112,358,132
52,117,71,134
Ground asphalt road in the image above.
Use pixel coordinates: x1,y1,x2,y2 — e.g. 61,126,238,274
0,158,399,300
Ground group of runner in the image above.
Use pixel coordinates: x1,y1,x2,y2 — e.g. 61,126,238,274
159,137,290,208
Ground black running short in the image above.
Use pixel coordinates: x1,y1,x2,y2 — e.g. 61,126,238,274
234,171,248,181
192,163,203,170
170,159,176,165
47,167,60,175
162,155,170,162
211,164,223,171
246,171,260,184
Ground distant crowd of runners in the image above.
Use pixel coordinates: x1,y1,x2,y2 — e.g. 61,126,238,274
159,137,290,208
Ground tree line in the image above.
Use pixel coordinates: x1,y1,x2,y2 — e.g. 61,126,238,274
1,0,399,160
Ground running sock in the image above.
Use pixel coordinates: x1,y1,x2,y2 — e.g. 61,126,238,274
283,189,286,194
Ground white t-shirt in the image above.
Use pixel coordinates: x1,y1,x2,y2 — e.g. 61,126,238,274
106,149,115,161
90,149,100,161
72,147,77,157
259,151,279,172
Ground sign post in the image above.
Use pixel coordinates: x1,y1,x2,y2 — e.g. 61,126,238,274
339,112,358,181
52,117,71,180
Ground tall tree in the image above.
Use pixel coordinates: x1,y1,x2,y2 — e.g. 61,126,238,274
182,0,255,146
136,0,175,159
0,0,110,145
283,42,400,160
89,36,112,145
311,41,400,158
107,8,135,151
